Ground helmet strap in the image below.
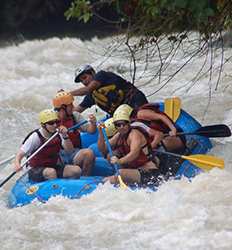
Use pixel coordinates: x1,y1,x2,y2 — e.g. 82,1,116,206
62,105,71,117
41,124,54,136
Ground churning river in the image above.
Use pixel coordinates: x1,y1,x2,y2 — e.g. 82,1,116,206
0,36,232,250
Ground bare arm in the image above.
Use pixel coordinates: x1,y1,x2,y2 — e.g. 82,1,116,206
14,149,26,172
59,126,74,153
97,125,107,156
97,125,119,157
149,129,164,149
137,110,177,135
73,105,86,113
70,80,100,96
85,114,97,134
117,130,145,165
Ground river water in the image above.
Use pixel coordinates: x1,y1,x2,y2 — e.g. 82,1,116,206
0,36,232,250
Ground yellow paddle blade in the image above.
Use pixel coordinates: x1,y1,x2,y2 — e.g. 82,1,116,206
118,175,128,189
164,97,181,122
182,154,224,171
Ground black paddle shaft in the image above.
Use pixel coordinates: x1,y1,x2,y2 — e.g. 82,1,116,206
176,124,231,138
0,171,16,188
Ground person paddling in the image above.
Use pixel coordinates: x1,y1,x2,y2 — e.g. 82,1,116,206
128,103,186,153
14,109,81,182
52,91,96,175
89,117,118,157
70,64,148,115
98,105,164,186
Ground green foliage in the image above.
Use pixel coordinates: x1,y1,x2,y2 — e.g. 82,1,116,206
65,0,232,37
65,0,92,23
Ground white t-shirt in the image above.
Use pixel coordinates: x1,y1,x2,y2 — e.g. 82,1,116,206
20,128,63,156
21,112,88,156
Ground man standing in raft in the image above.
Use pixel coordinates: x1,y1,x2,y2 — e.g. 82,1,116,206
70,64,148,115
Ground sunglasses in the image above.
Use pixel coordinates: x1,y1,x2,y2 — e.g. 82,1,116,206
114,121,129,128
54,107,62,112
46,120,59,125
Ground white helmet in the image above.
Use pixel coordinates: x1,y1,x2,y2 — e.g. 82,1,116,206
113,104,133,123
74,64,94,82
114,104,133,115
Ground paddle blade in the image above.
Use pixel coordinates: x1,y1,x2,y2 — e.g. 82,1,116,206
182,154,224,171
196,124,231,138
164,97,181,122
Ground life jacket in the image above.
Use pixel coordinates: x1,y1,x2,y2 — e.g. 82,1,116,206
92,84,125,115
130,103,172,133
115,126,153,169
24,129,62,168
59,115,81,148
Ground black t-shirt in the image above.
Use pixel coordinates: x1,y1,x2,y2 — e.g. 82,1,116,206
94,70,132,90
79,70,133,109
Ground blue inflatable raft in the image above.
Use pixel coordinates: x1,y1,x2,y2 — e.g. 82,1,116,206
8,104,212,208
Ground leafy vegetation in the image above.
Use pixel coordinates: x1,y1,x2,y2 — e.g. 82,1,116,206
65,0,232,98
65,0,232,39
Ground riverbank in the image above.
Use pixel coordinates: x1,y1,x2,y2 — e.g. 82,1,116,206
0,19,118,48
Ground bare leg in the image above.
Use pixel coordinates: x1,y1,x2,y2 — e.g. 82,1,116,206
149,129,164,149
73,149,95,176
63,164,82,179
162,137,185,152
104,169,141,185
43,168,57,180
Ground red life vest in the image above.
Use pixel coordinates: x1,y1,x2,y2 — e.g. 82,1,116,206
115,126,153,169
28,130,62,168
59,115,81,148
131,103,173,133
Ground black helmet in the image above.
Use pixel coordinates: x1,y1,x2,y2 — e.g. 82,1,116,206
74,64,94,82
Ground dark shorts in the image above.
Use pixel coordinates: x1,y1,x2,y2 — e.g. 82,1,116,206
138,151,183,186
155,152,184,179
28,165,65,182
59,148,80,165
138,168,164,186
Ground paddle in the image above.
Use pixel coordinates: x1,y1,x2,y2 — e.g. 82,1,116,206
164,97,181,122
0,155,15,167
102,127,128,189
0,120,88,188
172,124,231,138
153,149,224,171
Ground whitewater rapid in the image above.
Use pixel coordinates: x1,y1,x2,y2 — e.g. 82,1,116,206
0,37,232,250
